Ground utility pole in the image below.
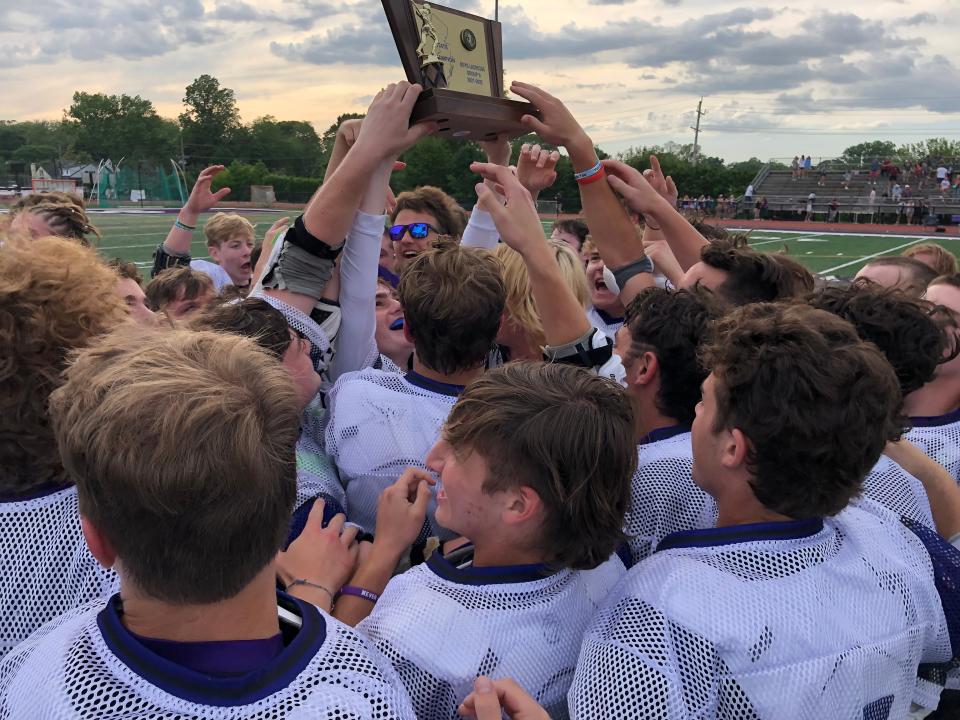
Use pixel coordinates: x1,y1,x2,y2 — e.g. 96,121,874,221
690,97,705,165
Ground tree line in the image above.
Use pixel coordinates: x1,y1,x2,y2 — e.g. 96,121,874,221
1,74,956,208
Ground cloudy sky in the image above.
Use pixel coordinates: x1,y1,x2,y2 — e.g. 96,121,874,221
2,0,957,161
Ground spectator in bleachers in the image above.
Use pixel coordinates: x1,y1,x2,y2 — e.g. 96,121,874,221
903,243,959,277
791,156,800,180
828,199,839,223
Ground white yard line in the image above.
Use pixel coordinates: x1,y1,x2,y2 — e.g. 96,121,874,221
820,239,925,274
729,227,956,241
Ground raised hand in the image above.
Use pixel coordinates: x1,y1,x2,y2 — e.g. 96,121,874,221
184,165,230,216
602,159,670,217
337,119,364,149
263,216,291,246
458,677,550,720
509,82,590,153
471,161,545,257
643,155,679,207
517,143,560,198
354,82,437,162
477,133,512,167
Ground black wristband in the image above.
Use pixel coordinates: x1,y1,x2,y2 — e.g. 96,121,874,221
151,244,191,279
285,215,345,261
611,256,654,290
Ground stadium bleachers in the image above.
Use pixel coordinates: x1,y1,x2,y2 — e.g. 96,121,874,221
750,168,960,224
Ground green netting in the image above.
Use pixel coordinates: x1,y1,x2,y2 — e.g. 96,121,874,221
95,163,185,207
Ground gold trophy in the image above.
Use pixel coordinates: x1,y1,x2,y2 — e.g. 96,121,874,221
382,0,541,139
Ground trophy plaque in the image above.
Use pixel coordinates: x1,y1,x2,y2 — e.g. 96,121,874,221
382,0,541,140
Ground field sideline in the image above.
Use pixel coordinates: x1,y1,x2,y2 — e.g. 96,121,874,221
63,209,960,278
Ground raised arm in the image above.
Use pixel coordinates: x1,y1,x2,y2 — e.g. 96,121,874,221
634,155,706,272
329,122,397,380
152,165,230,276
509,82,643,270
262,83,435,315
303,86,432,244
471,161,591,346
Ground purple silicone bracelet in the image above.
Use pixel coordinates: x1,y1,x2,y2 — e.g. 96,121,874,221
337,585,379,603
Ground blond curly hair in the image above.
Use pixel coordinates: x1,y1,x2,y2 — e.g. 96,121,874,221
0,237,127,494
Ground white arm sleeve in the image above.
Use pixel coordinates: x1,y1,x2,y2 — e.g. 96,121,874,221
329,211,385,381
460,206,500,249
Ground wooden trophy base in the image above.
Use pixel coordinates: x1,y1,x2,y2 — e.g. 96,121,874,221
410,88,541,141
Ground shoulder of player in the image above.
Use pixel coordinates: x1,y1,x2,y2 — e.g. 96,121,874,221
327,368,404,407
188,259,230,287
0,599,102,673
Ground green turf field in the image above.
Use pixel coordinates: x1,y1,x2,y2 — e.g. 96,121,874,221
88,210,959,279
721,228,960,276
89,210,290,273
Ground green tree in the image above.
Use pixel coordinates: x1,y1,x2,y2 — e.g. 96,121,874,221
899,138,960,161
840,140,898,163
245,116,323,175
68,92,177,161
179,75,242,168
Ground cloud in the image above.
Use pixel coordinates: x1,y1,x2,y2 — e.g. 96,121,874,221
0,0,211,64
903,12,936,25
773,54,960,113
271,23,398,67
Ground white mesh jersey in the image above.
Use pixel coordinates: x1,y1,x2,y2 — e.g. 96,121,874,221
359,548,626,720
905,409,960,484
569,502,952,720
295,396,346,514
251,291,336,376
585,306,624,341
325,368,461,534
0,486,118,657
0,593,416,718
858,455,934,529
623,427,716,565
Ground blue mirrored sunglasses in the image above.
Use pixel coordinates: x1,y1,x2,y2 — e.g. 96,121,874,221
388,222,440,242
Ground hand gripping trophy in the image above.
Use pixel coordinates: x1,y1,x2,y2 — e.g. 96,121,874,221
412,2,447,89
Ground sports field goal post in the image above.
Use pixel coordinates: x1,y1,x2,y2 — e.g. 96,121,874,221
536,199,559,216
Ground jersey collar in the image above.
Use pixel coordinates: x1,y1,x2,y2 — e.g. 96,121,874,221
426,544,557,585
656,517,825,552
97,591,325,707
638,424,690,446
404,371,466,397
594,308,625,327
909,406,960,428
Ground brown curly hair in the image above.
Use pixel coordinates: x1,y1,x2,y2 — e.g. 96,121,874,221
0,237,127,495
702,303,903,518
